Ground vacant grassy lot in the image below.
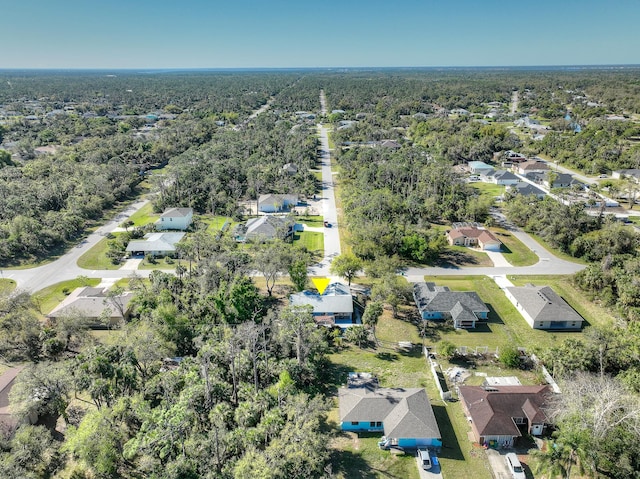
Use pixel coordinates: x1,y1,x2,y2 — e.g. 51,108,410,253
33,277,101,315
493,228,538,266
199,215,235,232
297,215,324,228
127,202,159,227
293,231,324,253
470,182,506,201
77,235,124,270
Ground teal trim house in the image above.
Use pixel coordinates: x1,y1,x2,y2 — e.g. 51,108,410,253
339,383,442,450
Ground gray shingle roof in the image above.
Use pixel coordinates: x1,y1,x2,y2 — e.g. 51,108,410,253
339,387,441,440
413,282,489,316
506,285,584,324
47,287,134,320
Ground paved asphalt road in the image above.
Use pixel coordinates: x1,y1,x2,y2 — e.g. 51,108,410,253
309,123,342,277
3,199,153,293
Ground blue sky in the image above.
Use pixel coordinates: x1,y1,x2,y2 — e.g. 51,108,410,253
2,0,639,68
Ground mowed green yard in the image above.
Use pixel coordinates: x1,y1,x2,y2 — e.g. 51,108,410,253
327,312,493,479
327,272,617,478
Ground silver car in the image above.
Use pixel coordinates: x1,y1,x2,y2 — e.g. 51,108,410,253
417,449,432,470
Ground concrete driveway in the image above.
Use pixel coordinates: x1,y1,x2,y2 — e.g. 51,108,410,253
415,453,444,479
486,449,515,479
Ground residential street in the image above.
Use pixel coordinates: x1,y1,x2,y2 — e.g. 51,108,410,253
308,122,341,277
2,92,588,295
3,199,154,292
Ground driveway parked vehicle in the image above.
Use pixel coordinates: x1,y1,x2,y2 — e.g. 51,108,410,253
505,453,526,479
417,449,432,470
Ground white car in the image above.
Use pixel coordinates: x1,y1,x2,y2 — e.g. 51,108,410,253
505,452,526,479
417,449,432,470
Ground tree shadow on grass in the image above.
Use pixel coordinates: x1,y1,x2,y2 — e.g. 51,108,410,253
432,404,465,462
376,352,399,361
329,449,378,479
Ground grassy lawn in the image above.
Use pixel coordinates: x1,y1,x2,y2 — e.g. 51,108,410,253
327,314,492,479
421,275,587,353
198,215,235,232
509,274,616,330
297,215,324,228
492,228,538,266
470,182,506,200
127,202,159,227
0,279,16,294
437,246,492,267
33,277,101,315
293,231,324,253
76,235,123,270
138,257,186,270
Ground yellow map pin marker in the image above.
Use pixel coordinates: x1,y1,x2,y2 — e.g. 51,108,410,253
311,277,331,295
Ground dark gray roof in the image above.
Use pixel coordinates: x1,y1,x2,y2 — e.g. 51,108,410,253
413,282,489,316
339,387,441,440
511,182,546,197
242,215,293,240
492,170,518,180
506,285,584,324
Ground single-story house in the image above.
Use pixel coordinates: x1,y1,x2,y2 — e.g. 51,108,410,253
447,225,502,251
155,208,193,231
459,385,552,448
516,160,549,175
234,215,296,242
47,287,134,327
508,182,546,199
504,284,585,330
488,170,519,186
612,169,640,182
468,161,494,174
339,380,441,450
289,282,356,328
282,163,298,175
258,194,299,213
413,282,489,329
380,139,401,149
126,232,185,257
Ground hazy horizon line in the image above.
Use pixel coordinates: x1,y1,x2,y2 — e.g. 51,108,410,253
1,64,640,73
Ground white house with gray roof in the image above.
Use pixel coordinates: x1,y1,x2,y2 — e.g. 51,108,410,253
339,385,442,450
156,207,193,231
234,215,296,242
413,282,489,329
258,194,299,213
47,287,134,327
126,232,185,256
289,282,355,328
504,285,585,330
